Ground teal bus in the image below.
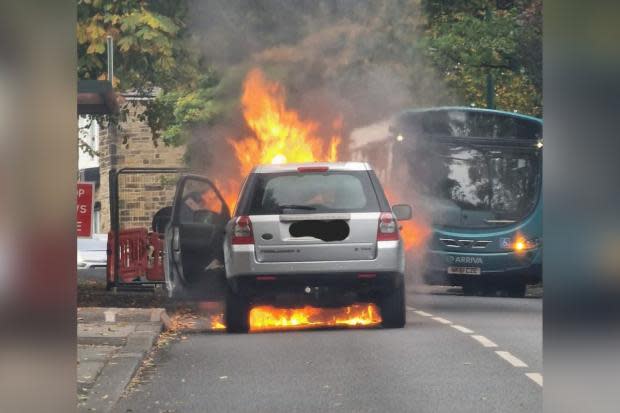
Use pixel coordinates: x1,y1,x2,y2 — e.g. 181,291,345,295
349,107,542,297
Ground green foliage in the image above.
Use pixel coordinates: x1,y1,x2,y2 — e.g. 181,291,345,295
78,136,99,158
421,0,542,116
78,0,190,91
77,0,542,157
77,0,221,147
136,70,223,147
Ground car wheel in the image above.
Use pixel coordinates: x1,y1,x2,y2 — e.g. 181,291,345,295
167,274,187,299
379,278,406,328
225,287,250,333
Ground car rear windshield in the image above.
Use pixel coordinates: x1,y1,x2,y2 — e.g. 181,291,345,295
247,171,381,215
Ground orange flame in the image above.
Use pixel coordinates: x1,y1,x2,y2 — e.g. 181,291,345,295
383,188,432,251
229,68,341,178
212,178,240,214
399,220,432,251
201,189,223,214
249,303,381,332
210,313,226,330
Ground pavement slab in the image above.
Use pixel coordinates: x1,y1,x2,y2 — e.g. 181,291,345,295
77,307,166,413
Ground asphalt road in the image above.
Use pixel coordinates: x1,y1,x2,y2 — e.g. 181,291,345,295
113,287,542,413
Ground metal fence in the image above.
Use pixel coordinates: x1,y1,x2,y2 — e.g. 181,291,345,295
107,167,186,289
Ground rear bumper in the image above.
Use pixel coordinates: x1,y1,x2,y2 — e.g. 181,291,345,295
422,248,542,285
224,240,405,279
229,271,403,298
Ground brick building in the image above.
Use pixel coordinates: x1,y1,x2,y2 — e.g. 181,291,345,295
80,98,186,234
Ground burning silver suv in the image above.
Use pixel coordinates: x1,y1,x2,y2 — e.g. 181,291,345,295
165,162,411,333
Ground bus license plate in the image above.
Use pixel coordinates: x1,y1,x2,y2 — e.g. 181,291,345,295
447,266,481,275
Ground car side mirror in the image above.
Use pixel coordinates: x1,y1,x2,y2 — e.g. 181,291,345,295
392,204,412,221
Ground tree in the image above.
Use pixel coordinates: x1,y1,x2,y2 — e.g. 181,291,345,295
77,0,543,153
77,0,222,146
421,0,542,116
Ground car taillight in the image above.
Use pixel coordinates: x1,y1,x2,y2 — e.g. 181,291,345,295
377,212,399,241
232,215,254,245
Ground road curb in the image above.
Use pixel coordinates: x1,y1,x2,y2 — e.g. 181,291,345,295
160,308,173,331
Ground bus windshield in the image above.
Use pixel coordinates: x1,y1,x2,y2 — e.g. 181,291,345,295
390,109,543,229
409,142,541,228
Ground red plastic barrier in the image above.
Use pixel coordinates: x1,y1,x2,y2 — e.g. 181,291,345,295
146,232,165,281
107,228,165,285
118,228,148,283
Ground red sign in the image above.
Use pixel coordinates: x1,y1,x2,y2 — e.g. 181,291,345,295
77,182,94,237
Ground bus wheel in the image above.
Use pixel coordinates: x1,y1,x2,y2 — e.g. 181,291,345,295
462,280,478,296
505,281,527,298
462,279,495,296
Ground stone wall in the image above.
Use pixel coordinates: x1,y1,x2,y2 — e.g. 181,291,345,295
97,103,186,233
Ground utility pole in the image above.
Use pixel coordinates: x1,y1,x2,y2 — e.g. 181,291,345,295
107,36,114,85
486,71,495,109
105,34,117,239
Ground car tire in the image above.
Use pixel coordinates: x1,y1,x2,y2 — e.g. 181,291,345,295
379,277,406,328
167,274,187,299
225,287,250,333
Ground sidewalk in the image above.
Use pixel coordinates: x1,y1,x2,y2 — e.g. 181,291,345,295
77,307,168,413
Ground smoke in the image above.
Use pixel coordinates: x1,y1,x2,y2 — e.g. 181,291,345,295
184,0,447,283
184,0,448,168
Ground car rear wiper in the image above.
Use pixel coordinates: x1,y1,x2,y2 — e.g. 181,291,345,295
278,204,317,211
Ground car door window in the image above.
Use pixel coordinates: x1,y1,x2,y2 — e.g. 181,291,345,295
179,180,225,225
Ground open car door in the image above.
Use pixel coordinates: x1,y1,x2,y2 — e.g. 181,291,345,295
165,175,230,299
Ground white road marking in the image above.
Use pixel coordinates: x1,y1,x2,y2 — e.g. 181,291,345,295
409,310,536,381
525,373,543,387
413,310,433,317
451,324,474,334
495,351,528,368
471,335,498,348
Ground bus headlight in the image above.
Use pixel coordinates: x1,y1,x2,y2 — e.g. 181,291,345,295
513,237,540,251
